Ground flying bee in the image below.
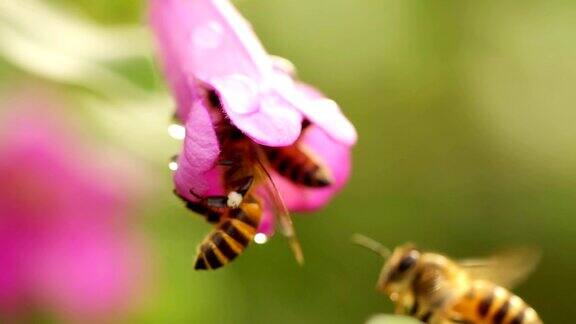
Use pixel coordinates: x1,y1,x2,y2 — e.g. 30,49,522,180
174,90,331,270
352,235,543,324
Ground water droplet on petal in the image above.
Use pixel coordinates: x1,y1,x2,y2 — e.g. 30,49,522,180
168,124,186,140
193,21,224,50
168,155,179,171
254,233,268,245
168,161,179,171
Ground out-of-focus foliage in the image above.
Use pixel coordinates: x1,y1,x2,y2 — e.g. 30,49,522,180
1,0,575,323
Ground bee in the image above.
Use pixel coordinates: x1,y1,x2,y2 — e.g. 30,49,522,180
352,234,542,324
175,90,331,270
264,121,333,188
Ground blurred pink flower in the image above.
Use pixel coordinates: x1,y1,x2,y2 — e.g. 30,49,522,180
0,92,145,322
150,0,356,235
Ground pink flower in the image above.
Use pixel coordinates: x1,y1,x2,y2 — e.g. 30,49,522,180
0,92,145,322
150,0,356,236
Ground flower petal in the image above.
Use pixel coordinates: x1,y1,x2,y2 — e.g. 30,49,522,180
273,125,352,212
150,0,198,119
151,0,303,145
151,0,273,88
210,77,303,146
173,100,221,202
292,83,357,146
181,0,273,82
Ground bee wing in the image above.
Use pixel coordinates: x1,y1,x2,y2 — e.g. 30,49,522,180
253,149,305,265
458,247,541,289
410,264,459,312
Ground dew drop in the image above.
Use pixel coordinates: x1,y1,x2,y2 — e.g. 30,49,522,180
169,155,179,171
193,21,224,50
168,124,186,140
254,233,268,245
168,161,179,171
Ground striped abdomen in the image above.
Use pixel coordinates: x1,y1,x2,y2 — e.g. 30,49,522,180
194,202,261,270
451,281,542,324
265,144,331,188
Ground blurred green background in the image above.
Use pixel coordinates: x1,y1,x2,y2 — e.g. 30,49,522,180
1,0,575,322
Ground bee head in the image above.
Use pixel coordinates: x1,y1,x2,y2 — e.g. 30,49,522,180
376,244,421,296
351,235,422,298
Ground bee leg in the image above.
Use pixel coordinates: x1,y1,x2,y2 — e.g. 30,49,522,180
174,190,222,224
444,311,472,324
216,176,255,208
217,159,235,166
231,176,254,196
188,176,254,210
188,189,230,209
409,300,420,316
393,291,415,315
225,176,254,207
185,201,222,224
394,298,406,315
418,311,433,323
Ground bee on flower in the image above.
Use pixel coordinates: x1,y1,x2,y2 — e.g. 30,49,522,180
150,0,357,270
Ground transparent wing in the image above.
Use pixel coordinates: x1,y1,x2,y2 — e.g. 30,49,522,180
458,247,541,289
254,147,304,265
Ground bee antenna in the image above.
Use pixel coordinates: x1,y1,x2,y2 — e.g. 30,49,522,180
351,234,391,259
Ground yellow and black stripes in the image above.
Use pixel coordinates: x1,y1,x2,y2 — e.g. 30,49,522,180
458,281,542,324
493,297,510,324
194,228,244,270
510,308,527,324
194,203,262,270
264,145,331,188
476,290,494,319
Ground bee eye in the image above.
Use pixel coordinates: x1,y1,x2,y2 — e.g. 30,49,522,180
397,254,417,273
